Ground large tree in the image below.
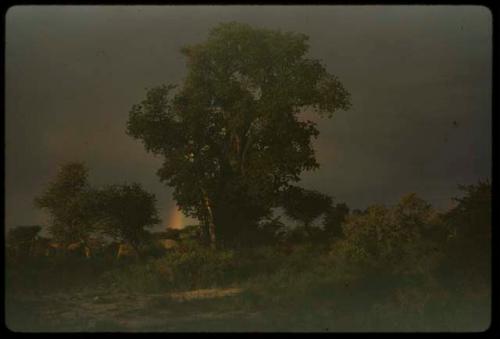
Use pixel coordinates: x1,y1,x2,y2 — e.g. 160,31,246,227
127,22,351,248
34,162,96,245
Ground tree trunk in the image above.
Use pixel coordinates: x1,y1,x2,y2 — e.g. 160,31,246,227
200,188,217,249
239,119,258,176
29,238,36,257
200,216,210,245
240,131,253,176
130,242,144,262
304,222,313,238
80,237,92,259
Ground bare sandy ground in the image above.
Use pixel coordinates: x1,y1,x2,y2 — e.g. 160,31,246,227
5,287,273,332
170,287,243,301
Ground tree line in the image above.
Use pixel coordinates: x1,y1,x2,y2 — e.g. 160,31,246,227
7,22,491,271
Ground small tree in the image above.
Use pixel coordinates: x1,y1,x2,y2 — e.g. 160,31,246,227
281,186,332,237
94,183,160,257
441,180,491,289
6,225,42,258
34,162,96,245
323,202,350,239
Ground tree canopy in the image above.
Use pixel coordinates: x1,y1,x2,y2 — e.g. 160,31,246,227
7,225,42,243
34,162,160,253
93,183,160,254
127,22,351,248
34,162,96,244
323,202,350,239
440,180,491,287
281,185,332,229
7,225,42,257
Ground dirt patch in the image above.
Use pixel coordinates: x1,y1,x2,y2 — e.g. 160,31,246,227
6,287,248,332
170,287,243,301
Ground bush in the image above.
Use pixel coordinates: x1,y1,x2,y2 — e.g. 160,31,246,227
99,243,238,293
97,242,332,295
330,195,444,280
438,181,491,291
99,261,166,293
156,243,236,290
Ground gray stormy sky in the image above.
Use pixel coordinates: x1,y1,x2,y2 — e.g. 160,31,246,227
5,5,492,231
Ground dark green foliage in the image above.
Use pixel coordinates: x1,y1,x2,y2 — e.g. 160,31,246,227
179,224,202,240
281,186,332,229
323,202,349,239
331,193,444,279
254,216,286,246
439,181,491,290
163,228,181,240
147,228,184,241
14,152,492,331
34,162,161,261
6,182,492,331
92,183,161,254
100,243,237,292
7,225,42,244
6,225,42,258
278,186,332,245
127,22,351,248
34,162,96,243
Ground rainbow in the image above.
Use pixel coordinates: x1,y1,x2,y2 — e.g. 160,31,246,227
167,205,184,229
166,205,199,229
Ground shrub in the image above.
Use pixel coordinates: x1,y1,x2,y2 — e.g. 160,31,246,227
438,181,491,290
156,244,236,290
330,195,443,281
99,261,166,293
99,243,238,293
